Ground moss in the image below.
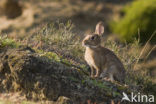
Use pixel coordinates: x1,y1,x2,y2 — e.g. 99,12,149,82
110,0,156,44
0,37,20,48
36,49,88,73
61,59,72,66
38,50,73,66
42,52,61,62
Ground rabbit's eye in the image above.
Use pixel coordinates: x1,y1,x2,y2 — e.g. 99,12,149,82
91,36,95,40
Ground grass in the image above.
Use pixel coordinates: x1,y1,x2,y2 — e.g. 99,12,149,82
0,21,156,102
28,21,84,62
0,21,154,84
33,21,156,96
0,34,89,75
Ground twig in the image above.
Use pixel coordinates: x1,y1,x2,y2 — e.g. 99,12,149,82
145,45,156,60
133,30,156,69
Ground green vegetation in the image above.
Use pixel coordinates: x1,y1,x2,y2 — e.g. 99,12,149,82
0,20,156,103
0,36,20,48
1,0,156,103
0,23,154,86
110,0,156,44
34,21,156,96
32,21,84,60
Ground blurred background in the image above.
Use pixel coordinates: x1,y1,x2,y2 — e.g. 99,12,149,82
0,0,156,82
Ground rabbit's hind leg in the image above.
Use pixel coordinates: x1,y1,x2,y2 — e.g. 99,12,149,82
109,74,114,82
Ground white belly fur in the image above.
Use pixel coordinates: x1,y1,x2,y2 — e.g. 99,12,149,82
84,51,96,68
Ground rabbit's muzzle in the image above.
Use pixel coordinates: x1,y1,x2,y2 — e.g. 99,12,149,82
82,40,90,47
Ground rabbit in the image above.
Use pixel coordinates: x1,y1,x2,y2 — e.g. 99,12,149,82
82,22,126,83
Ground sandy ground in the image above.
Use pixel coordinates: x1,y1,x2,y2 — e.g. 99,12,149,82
0,92,26,104
0,0,123,37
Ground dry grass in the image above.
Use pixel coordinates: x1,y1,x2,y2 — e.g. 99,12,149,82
0,20,156,103
1,21,155,84
0,0,155,102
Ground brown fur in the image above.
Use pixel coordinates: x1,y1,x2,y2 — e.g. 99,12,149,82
82,22,125,83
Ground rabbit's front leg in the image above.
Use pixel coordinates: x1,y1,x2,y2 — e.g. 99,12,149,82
95,68,102,78
90,66,95,78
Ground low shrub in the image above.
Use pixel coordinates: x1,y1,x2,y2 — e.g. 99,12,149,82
110,0,156,44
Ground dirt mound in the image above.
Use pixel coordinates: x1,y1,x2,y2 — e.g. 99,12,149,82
0,46,130,104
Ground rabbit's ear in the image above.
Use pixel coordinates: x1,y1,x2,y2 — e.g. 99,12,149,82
95,22,104,35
